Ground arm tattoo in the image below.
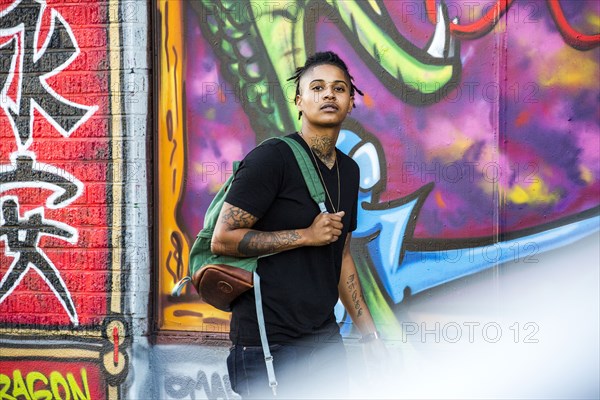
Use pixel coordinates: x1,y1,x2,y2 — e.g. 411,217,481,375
220,206,257,229
238,230,301,257
346,273,364,317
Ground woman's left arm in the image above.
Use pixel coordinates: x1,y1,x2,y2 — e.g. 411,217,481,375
338,233,379,339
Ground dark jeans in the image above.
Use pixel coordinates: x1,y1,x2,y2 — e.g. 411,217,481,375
227,333,348,399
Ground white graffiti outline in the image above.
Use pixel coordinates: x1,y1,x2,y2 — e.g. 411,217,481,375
0,32,22,112
0,195,79,325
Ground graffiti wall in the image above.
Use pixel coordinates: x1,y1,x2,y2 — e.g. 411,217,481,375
0,0,147,398
156,0,599,397
157,0,599,328
1,0,598,399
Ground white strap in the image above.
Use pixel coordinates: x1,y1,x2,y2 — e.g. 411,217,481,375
171,276,191,296
254,272,278,395
318,202,328,213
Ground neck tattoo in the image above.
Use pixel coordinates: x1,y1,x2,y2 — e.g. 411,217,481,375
299,131,341,212
299,131,336,169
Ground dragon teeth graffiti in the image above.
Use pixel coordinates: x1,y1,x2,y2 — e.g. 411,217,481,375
325,0,460,104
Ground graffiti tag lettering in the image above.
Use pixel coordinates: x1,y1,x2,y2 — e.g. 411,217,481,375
0,368,91,400
164,371,236,400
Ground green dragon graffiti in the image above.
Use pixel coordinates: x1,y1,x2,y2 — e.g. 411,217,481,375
192,0,459,136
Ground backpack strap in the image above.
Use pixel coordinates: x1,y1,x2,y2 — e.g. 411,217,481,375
277,136,328,213
254,272,278,395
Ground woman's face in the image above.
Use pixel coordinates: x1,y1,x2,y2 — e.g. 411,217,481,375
296,63,354,128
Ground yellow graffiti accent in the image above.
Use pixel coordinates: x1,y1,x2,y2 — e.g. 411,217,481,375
580,165,594,184
9,371,29,400
157,0,191,331
193,162,226,195
26,372,50,400
67,369,91,400
432,137,473,162
427,126,474,163
0,348,98,359
507,179,559,205
0,369,89,400
586,12,600,28
50,371,69,400
539,47,599,88
368,0,382,15
0,373,16,400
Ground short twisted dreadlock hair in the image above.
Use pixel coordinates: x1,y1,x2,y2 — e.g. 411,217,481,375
287,51,363,120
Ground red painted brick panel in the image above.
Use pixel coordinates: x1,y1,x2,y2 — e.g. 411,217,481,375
0,0,113,328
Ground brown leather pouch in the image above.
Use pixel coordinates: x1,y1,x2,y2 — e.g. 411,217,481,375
191,264,254,311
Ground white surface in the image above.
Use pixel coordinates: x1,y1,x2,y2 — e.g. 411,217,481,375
349,231,600,399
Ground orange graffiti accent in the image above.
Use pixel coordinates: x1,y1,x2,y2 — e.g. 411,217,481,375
425,0,600,48
435,191,447,209
515,110,530,127
217,87,227,103
0,369,91,400
363,92,374,109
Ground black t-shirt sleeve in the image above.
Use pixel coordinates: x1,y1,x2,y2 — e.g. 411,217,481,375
349,160,359,232
225,143,284,219
350,191,358,232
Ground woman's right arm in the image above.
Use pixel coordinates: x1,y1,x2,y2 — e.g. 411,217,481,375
211,202,345,257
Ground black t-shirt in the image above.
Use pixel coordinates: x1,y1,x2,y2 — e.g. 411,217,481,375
225,133,359,345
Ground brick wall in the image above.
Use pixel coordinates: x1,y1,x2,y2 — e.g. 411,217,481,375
0,0,150,398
